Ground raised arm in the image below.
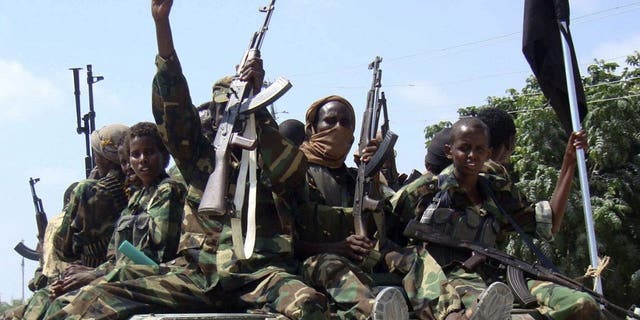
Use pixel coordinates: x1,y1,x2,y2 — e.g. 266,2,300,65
152,0,175,59
550,130,587,234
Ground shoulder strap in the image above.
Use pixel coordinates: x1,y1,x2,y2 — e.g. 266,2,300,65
478,176,558,271
419,174,451,223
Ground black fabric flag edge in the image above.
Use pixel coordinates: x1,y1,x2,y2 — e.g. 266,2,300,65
522,0,588,135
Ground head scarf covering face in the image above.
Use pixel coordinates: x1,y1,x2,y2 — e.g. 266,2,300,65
299,95,356,168
90,124,129,165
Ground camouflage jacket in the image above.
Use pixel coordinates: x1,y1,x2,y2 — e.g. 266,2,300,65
390,167,552,248
151,54,308,291
93,174,186,277
53,168,128,268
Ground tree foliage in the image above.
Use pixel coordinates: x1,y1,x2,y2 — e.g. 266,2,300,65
424,52,640,307
0,298,24,314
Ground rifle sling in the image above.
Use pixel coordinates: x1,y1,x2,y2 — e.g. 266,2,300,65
479,177,558,272
231,114,258,260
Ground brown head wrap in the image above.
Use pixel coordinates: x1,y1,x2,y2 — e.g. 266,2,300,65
303,95,356,137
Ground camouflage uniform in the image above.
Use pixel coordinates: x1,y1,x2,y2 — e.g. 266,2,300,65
297,164,438,319
167,164,186,189
101,174,185,269
22,175,186,320
45,54,328,320
296,165,372,319
1,183,84,320
53,168,128,268
390,168,603,320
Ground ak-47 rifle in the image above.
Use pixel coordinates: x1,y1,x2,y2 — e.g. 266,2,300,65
403,220,640,320
198,0,291,259
14,177,48,262
71,65,103,178
352,57,398,267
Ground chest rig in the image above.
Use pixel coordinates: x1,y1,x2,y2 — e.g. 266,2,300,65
307,164,354,207
112,187,157,263
419,175,502,249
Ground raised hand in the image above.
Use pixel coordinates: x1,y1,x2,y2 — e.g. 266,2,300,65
151,0,173,22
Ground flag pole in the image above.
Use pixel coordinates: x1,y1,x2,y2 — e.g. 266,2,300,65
558,20,603,295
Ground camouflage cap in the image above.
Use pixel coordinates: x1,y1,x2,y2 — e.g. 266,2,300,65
212,76,233,103
90,123,129,165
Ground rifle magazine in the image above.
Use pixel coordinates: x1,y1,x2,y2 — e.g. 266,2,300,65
506,265,537,308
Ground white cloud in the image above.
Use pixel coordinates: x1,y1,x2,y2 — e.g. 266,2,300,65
0,59,63,124
590,33,640,61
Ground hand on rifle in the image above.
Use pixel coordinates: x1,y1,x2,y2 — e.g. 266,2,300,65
336,234,375,262
353,136,381,165
238,57,265,94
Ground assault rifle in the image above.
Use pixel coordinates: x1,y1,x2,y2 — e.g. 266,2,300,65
198,0,291,259
403,220,640,319
71,64,103,178
353,57,398,266
14,177,48,261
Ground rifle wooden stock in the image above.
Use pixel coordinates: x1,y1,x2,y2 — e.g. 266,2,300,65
403,220,639,319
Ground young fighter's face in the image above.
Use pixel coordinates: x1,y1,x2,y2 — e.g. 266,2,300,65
446,124,491,178
129,136,165,187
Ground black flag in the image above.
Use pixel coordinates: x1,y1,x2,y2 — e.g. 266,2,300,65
522,0,587,134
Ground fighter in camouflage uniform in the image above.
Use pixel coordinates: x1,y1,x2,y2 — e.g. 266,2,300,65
295,95,471,320
19,123,185,320
43,1,328,319
3,124,129,320
53,123,130,269
390,118,603,320
0,183,80,320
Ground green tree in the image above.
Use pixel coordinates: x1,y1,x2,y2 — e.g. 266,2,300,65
0,298,24,314
424,52,640,307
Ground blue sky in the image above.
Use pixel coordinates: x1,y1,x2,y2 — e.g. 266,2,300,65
1,0,639,302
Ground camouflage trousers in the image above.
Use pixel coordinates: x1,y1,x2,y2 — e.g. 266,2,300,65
302,254,375,320
302,246,445,320
432,266,605,320
44,263,329,320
